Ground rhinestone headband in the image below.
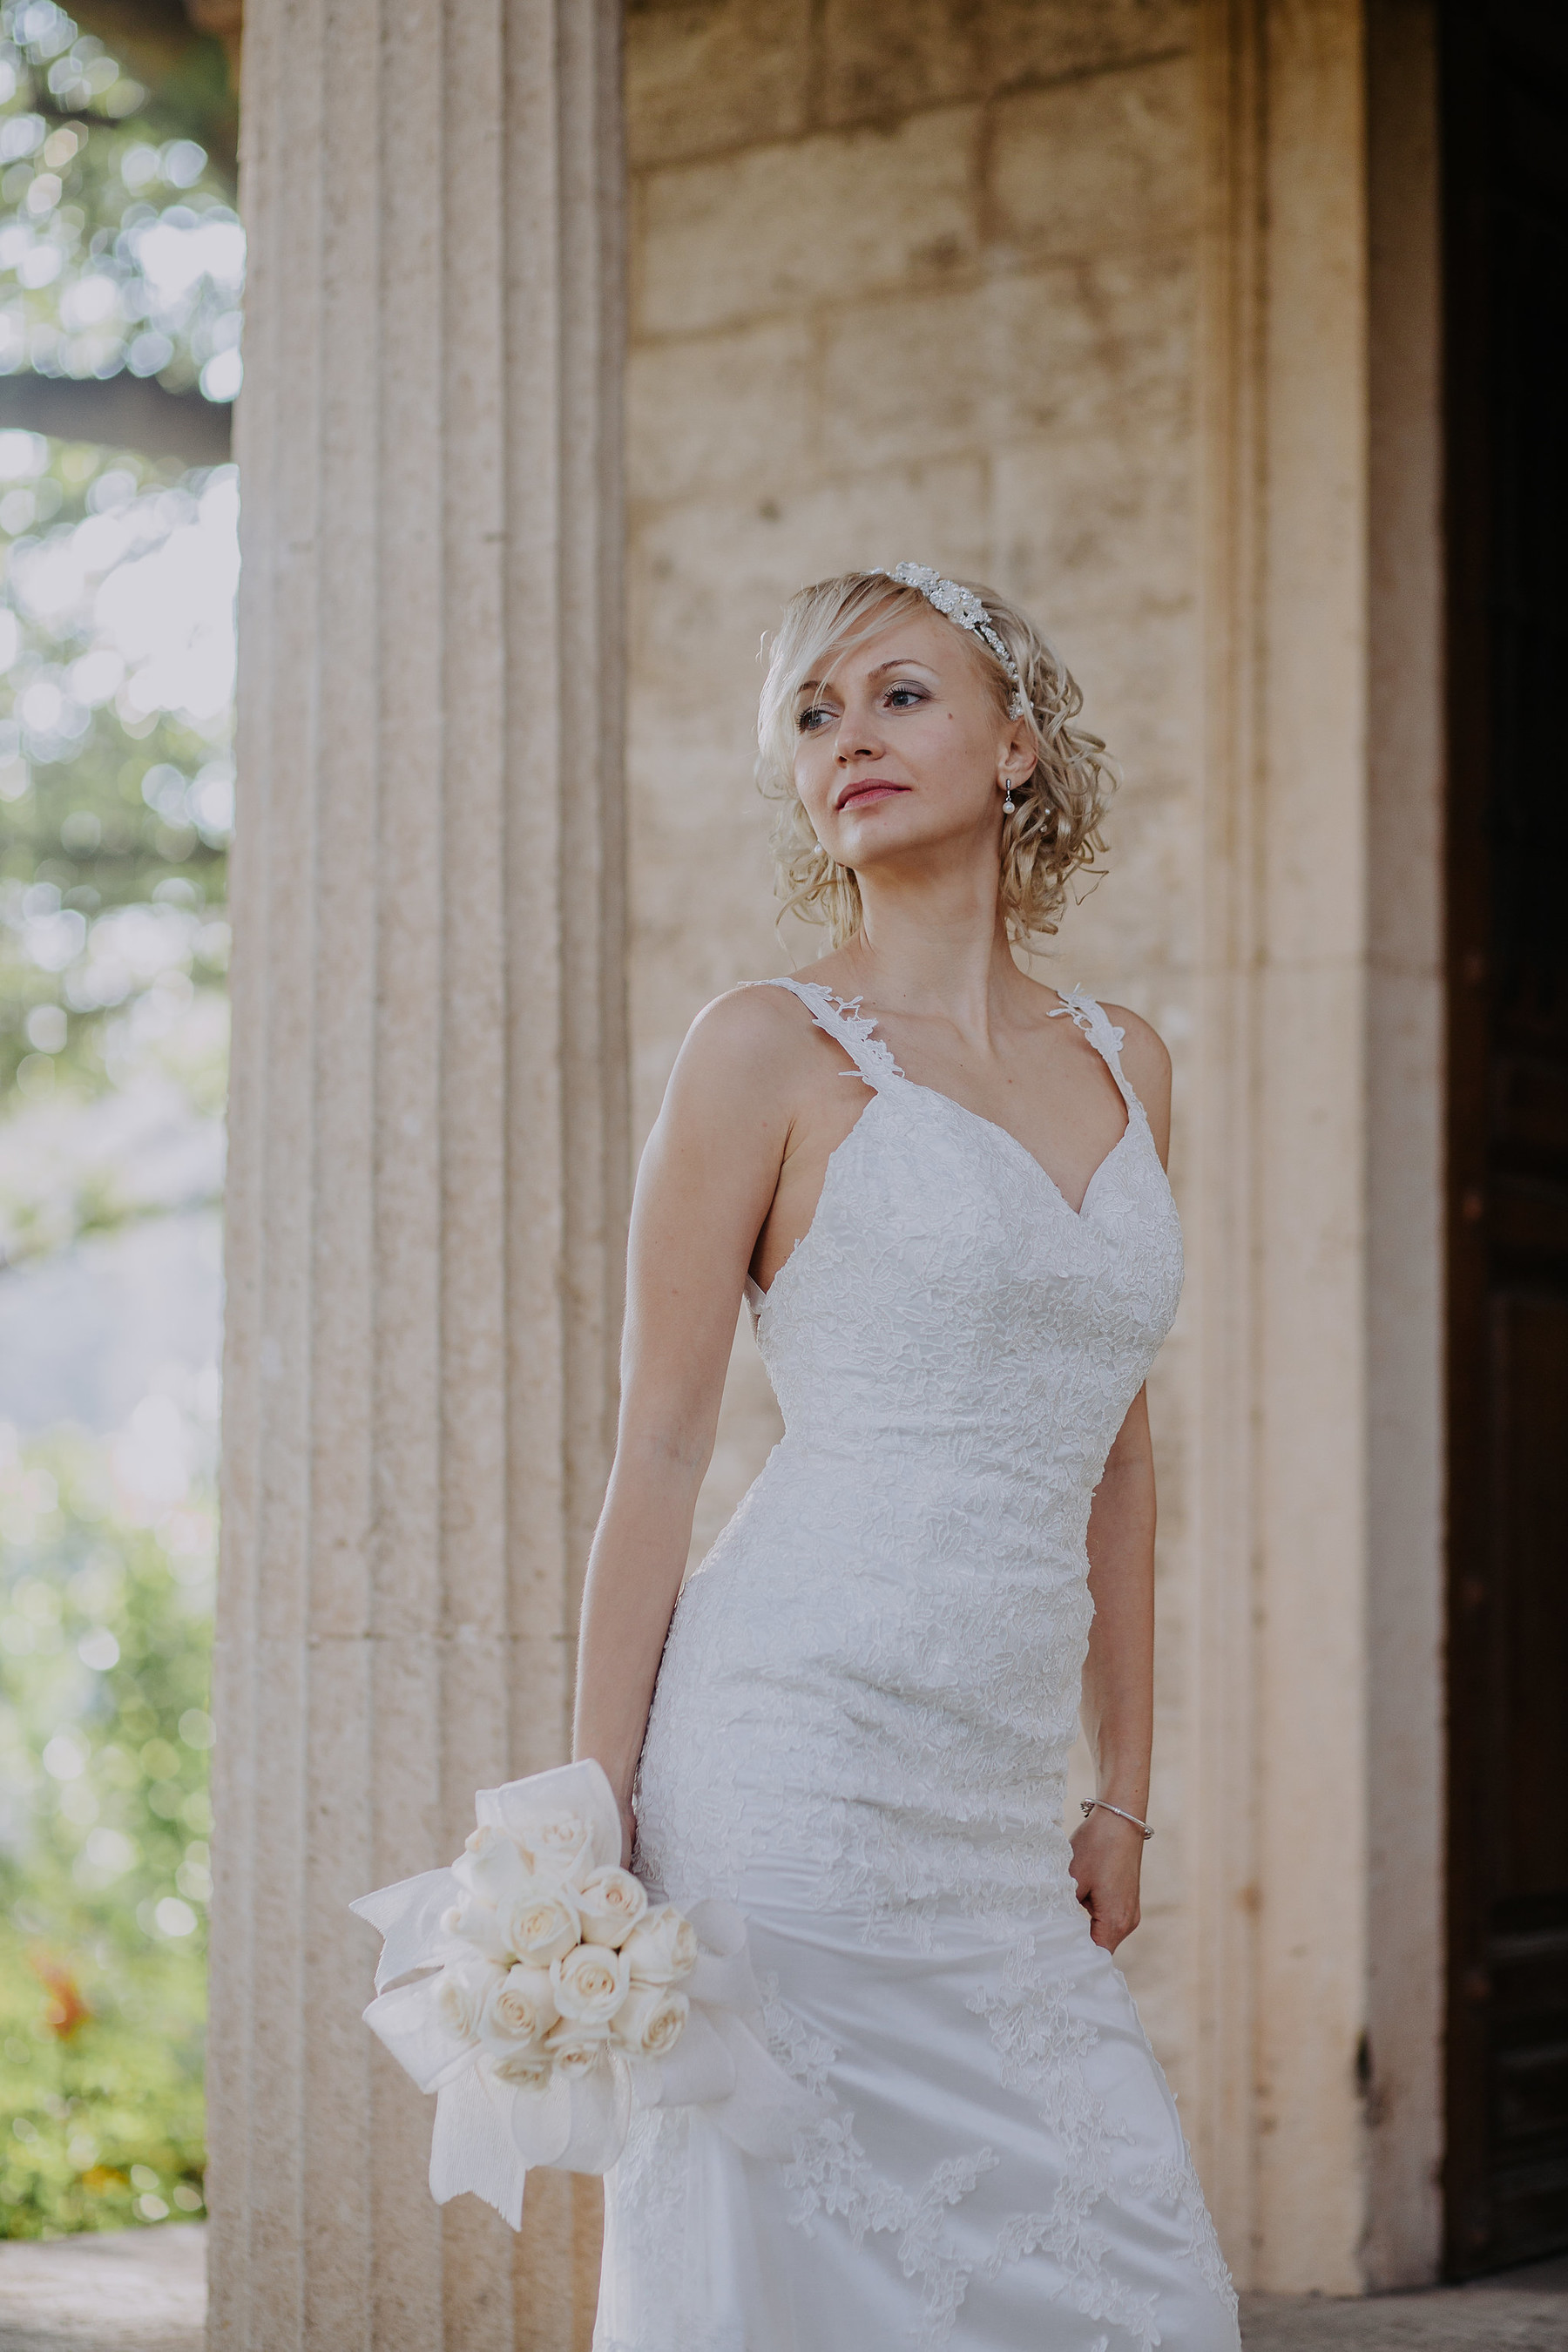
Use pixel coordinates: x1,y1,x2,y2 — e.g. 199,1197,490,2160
881,563,1029,720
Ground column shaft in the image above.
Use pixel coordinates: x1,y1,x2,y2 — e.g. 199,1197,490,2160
209,2,625,2341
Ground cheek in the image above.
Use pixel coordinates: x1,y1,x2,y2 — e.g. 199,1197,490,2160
793,740,835,820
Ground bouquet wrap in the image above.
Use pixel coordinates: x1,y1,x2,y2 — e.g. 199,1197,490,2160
351,1759,823,2228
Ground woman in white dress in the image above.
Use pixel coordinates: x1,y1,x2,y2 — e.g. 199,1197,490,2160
574,565,1240,2351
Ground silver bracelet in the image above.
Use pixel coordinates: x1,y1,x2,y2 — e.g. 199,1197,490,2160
1080,1798,1153,1842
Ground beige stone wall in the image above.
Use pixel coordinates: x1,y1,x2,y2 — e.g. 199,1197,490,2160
624,0,1447,2297
624,0,1207,2146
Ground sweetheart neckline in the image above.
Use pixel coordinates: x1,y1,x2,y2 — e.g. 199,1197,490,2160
892,1070,1136,1226
747,1079,1156,1320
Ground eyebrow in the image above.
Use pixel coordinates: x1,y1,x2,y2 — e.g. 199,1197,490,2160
796,657,939,698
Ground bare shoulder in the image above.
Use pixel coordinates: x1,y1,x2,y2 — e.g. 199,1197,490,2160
1099,1000,1173,1164
661,981,828,1129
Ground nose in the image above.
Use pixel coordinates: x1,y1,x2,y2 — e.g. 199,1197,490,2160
837,713,883,763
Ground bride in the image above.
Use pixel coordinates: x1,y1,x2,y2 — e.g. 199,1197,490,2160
574,565,1240,2350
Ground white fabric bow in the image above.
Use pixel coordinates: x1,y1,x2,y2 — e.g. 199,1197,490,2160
350,1759,823,2229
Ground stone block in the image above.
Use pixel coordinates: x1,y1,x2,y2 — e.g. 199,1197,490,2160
813,247,1193,481
818,0,988,125
990,52,1196,261
999,248,1193,444
630,456,993,706
635,107,980,338
816,280,999,476
991,0,1196,85
628,317,815,506
626,0,812,168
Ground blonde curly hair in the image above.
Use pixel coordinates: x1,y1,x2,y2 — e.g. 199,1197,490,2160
756,570,1115,948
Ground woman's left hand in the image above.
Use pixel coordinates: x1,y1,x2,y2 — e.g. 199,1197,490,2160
1068,1808,1144,1952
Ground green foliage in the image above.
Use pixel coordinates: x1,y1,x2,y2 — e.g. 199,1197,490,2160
0,0,241,398
0,1422,213,2235
0,435,233,1106
0,0,233,2252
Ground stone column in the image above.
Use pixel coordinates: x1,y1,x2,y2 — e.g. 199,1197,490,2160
207,0,625,2344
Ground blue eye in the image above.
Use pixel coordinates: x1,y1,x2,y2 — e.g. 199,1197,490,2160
885,685,926,708
798,705,832,733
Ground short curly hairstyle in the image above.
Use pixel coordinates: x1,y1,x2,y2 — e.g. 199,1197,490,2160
756,570,1115,948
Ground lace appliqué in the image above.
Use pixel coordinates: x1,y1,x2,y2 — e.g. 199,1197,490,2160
1127,2156,1240,2315
966,1938,1163,2349
768,977,905,1088
765,1977,998,2350
1050,982,1128,1059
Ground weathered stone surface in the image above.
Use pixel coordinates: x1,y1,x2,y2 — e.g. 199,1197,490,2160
0,2227,205,2352
212,0,625,2342
3,2232,1564,2351
625,0,811,167
636,107,980,337
991,53,1198,257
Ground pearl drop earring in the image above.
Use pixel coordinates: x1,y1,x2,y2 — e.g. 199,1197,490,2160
1002,774,1016,815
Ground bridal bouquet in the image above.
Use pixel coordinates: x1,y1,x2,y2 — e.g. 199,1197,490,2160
352,1759,821,2227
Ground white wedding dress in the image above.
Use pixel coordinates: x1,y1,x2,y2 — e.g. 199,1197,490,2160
595,980,1240,2352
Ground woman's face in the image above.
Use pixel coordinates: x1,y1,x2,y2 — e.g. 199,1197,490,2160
792,605,1021,885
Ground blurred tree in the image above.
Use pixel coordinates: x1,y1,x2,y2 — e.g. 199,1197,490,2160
0,437,234,1109
0,0,236,2247
0,0,240,458
0,1420,213,2234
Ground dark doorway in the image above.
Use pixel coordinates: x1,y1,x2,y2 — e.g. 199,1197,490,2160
1442,0,1568,2280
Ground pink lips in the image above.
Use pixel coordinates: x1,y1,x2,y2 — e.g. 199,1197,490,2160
836,781,909,812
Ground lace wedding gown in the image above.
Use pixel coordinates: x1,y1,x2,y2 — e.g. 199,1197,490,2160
595,980,1239,2352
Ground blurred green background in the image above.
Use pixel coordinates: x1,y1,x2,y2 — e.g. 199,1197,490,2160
0,0,235,2239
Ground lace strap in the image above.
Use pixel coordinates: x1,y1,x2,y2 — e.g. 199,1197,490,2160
756,977,903,1092
1048,984,1137,1107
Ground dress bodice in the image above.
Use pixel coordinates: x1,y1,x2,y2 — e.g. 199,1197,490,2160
634,978,1184,1941
746,980,1182,1530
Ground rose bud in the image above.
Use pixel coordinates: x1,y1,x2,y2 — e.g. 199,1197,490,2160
452,1824,529,1906
436,1958,502,2044
610,1983,688,2060
480,1963,558,2051
490,2044,554,2087
514,1809,596,1887
621,1904,698,1987
551,1940,631,2025
575,1865,649,1950
440,1897,512,1965
544,2018,613,2076
499,1885,581,1968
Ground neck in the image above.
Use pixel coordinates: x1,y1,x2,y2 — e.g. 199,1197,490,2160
834,861,1027,1035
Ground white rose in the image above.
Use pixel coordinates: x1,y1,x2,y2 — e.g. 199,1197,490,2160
544,2018,612,2077
575,1865,648,1950
480,1963,557,2051
490,2044,554,2087
453,1824,529,1906
514,1808,596,1886
436,1959,503,2044
498,1884,580,1967
610,1982,688,2060
551,1939,630,2025
440,1898,512,1965
621,1904,698,1987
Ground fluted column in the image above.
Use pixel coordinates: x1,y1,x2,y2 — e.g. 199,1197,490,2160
208,0,625,2343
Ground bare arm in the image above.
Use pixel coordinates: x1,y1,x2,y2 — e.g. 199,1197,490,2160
572,992,799,1863
1069,1006,1171,1951
1071,1388,1156,1950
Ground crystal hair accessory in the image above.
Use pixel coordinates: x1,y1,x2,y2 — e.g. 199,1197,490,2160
882,562,1030,720
350,1759,826,2229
